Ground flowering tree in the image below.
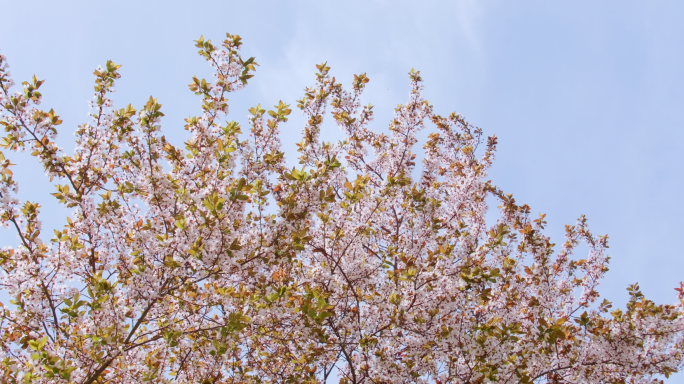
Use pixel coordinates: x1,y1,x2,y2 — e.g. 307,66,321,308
0,33,682,384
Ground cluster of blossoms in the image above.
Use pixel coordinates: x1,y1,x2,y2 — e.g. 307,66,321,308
0,34,683,384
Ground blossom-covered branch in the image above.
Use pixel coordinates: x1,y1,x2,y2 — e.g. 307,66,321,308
0,34,682,384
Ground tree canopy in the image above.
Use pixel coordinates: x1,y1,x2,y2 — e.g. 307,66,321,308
0,33,682,384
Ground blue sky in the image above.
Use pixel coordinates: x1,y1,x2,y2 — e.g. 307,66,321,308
2,0,684,379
